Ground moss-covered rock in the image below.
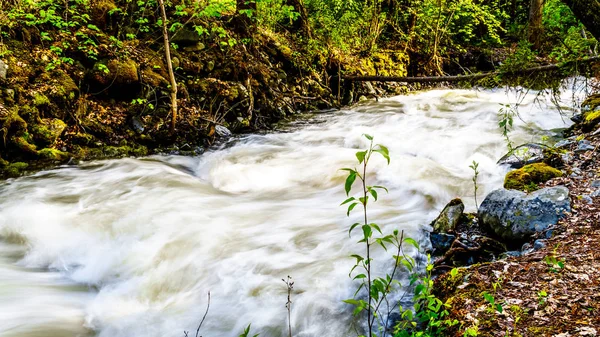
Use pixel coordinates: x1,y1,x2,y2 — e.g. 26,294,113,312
581,94,600,131
504,163,562,192
10,135,37,154
37,148,70,161
91,58,139,86
431,198,464,233
3,162,29,178
30,118,67,145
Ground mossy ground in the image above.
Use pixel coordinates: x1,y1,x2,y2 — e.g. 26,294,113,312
0,3,410,179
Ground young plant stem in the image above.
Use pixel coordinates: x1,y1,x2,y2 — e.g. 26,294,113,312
361,156,372,337
282,276,294,337
157,0,178,133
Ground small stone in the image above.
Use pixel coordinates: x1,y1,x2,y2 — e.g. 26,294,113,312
131,116,144,134
502,250,522,258
430,232,456,255
575,140,594,152
521,242,534,254
0,60,7,79
497,143,547,169
590,180,600,188
533,239,547,250
554,139,574,149
570,113,583,123
215,125,232,138
591,189,600,198
582,195,593,204
561,153,573,164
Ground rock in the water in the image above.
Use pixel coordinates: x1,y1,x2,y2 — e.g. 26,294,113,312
215,125,232,138
497,143,547,169
478,186,571,242
504,163,562,192
431,198,464,233
0,60,7,79
430,232,456,254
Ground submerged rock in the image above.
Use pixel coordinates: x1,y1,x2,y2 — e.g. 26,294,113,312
497,143,547,169
504,163,562,192
478,186,570,242
431,198,464,233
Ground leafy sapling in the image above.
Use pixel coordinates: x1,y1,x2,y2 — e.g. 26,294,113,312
341,134,421,337
469,160,480,212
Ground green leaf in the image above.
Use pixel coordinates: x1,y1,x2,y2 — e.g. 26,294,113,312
372,185,389,193
343,299,361,306
369,188,378,201
345,172,357,196
363,134,373,141
340,197,356,205
362,225,372,240
355,151,367,164
371,223,382,234
353,273,367,280
349,222,361,236
374,145,390,164
347,203,358,216
403,237,419,249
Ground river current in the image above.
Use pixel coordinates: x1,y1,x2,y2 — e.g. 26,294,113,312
0,85,587,337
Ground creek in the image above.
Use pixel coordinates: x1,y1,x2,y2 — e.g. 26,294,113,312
0,85,585,337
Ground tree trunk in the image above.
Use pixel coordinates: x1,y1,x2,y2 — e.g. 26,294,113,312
561,0,600,40
158,0,178,133
528,0,545,49
288,0,312,39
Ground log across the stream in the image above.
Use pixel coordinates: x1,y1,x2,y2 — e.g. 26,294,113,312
343,56,600,83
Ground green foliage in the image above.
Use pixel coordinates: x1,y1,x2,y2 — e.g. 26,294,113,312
497,103,517,152
482,292,503,313
544,254,565,273
501,40,537,71
239,324,259,337
469,161,479,211
341,135,459,337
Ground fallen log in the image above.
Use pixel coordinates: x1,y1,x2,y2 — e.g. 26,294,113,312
343,56,600,83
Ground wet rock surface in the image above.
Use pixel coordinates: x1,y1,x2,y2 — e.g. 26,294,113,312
478,186,570,242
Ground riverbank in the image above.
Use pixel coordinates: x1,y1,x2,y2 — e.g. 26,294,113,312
0,0,417,179
430,94,600,336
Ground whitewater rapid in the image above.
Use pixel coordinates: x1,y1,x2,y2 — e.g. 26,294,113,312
0,84,587,337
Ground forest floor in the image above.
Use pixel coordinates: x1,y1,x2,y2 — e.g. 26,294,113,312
436,124,600,336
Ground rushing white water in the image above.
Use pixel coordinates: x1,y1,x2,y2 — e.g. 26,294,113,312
0,85,586,337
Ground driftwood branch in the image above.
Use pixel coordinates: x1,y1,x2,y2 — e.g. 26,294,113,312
343,56,600,83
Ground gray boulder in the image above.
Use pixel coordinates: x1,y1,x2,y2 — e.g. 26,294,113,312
497,143,547,169
431,198,464,233
478,186,570,241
